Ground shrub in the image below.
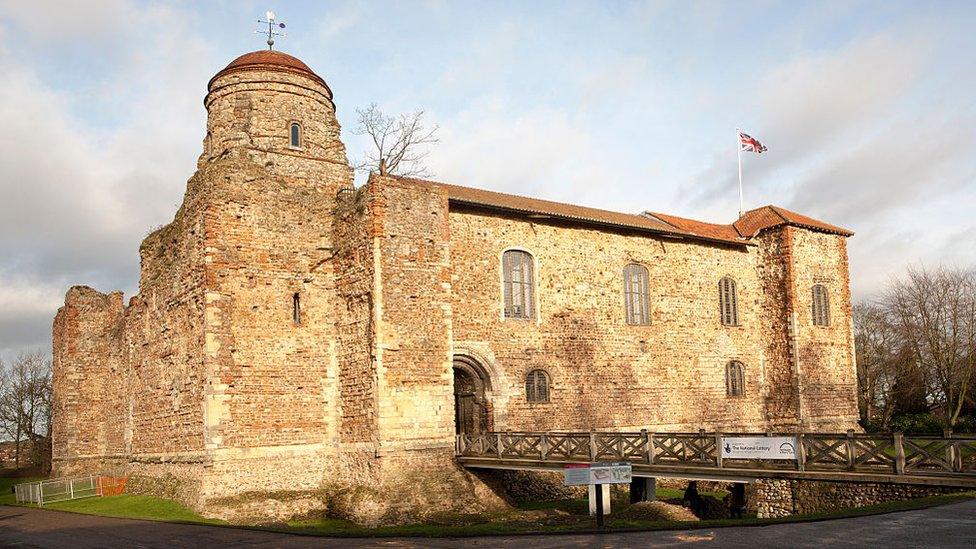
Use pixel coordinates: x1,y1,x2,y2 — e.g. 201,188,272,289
889,413,945,434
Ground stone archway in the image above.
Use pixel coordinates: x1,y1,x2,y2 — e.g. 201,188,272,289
453,355,492,435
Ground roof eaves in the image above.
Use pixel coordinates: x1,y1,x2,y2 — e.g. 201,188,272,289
448,198,752,247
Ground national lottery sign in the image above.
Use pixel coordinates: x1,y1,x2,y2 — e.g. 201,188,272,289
721,436,798,460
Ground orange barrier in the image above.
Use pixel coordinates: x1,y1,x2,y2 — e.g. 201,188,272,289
97,476,128,496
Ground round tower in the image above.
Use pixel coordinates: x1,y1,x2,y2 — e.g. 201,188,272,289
201,50,347,166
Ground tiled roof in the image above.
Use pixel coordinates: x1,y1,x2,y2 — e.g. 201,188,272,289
644,212,744,242
392,177,851,245
733,205,854,237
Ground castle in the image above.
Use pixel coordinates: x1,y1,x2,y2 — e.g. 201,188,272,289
51,49,860,523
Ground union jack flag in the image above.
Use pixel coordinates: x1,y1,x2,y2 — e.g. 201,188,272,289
739,131,767,154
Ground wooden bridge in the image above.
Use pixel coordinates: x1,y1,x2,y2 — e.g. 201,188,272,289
456,430,976,488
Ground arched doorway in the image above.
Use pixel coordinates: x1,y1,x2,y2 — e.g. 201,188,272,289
453,356,491,435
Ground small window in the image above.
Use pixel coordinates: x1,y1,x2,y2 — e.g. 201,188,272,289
525,369,550,403
719,277,739,326
292,293,301,325
289,122,302,148
726,361,745,396
502,250,535,319
812,284,830,326
624,264,650,325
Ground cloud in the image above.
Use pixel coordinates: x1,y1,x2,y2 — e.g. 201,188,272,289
426,96,612,208
687,27,976,223
0,0,136,44
790,115,976,221
0,276,65,358
0,1,215,361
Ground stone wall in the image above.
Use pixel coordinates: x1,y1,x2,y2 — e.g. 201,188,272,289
370,176,455,453
749,478,960,518
51,287,127,470
788,229,859,430
446,205,859,433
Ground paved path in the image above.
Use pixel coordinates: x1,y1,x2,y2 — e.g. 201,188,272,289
2,500,975,548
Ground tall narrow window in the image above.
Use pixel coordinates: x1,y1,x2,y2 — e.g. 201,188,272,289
525,369,550,403
624,264,651,325
292,293,301,325
726,361,745,396
812,284,830,326
289,122,302,148
719,277,739,326
502,250,535,319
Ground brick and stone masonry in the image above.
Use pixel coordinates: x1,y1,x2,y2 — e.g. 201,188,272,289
51,49,863,524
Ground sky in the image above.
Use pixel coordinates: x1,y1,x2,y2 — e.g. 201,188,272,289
0,0,974,362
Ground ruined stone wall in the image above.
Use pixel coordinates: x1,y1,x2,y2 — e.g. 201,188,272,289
51,287,127,474
51,163,213,490
447,207,771,432
125,166,211,460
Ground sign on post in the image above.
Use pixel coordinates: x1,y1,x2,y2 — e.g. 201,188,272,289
563,463,632,528
721,436,798,460
563,462,633,485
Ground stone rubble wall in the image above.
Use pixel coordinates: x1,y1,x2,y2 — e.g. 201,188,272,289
749,478,960,518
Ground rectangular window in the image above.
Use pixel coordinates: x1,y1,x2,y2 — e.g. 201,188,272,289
719,277,739,326
624,264,651,325
503,250,535,319
292,293,301,325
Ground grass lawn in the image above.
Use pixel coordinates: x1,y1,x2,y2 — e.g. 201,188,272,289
4,482,973,538
42,494,225,525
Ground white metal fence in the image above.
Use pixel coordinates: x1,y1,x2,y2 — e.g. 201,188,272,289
14,475,103,506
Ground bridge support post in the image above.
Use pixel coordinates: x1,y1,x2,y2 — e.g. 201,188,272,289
796,433,806,471
630,477,656,503
715,432,723,468
894,432,905,474
594,484,606,528
845,429,856,470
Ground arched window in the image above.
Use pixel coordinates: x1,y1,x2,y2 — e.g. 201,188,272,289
292,293,301,325
719,277,739,326
502,249,535,319
289,122,302,148
726,361,745,397
624,263,650,325
525,369,550,403
812,284,830,326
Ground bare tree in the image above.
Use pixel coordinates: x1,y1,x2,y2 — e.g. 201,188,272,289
882,266,976,427
0,351,52,468
853,303,902,426
352,103,439,178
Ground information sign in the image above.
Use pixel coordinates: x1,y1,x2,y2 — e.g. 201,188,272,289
721,436,798,460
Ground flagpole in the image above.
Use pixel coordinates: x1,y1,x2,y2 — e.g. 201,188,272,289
736,128,744,218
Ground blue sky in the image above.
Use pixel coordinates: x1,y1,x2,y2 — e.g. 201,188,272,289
1,0,975,361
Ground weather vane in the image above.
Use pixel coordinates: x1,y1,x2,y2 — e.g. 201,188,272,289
256,10,286,50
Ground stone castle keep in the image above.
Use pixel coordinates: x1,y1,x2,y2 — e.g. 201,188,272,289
51,49,860,523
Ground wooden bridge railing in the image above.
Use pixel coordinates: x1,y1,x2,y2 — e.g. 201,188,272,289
456,430,976,478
